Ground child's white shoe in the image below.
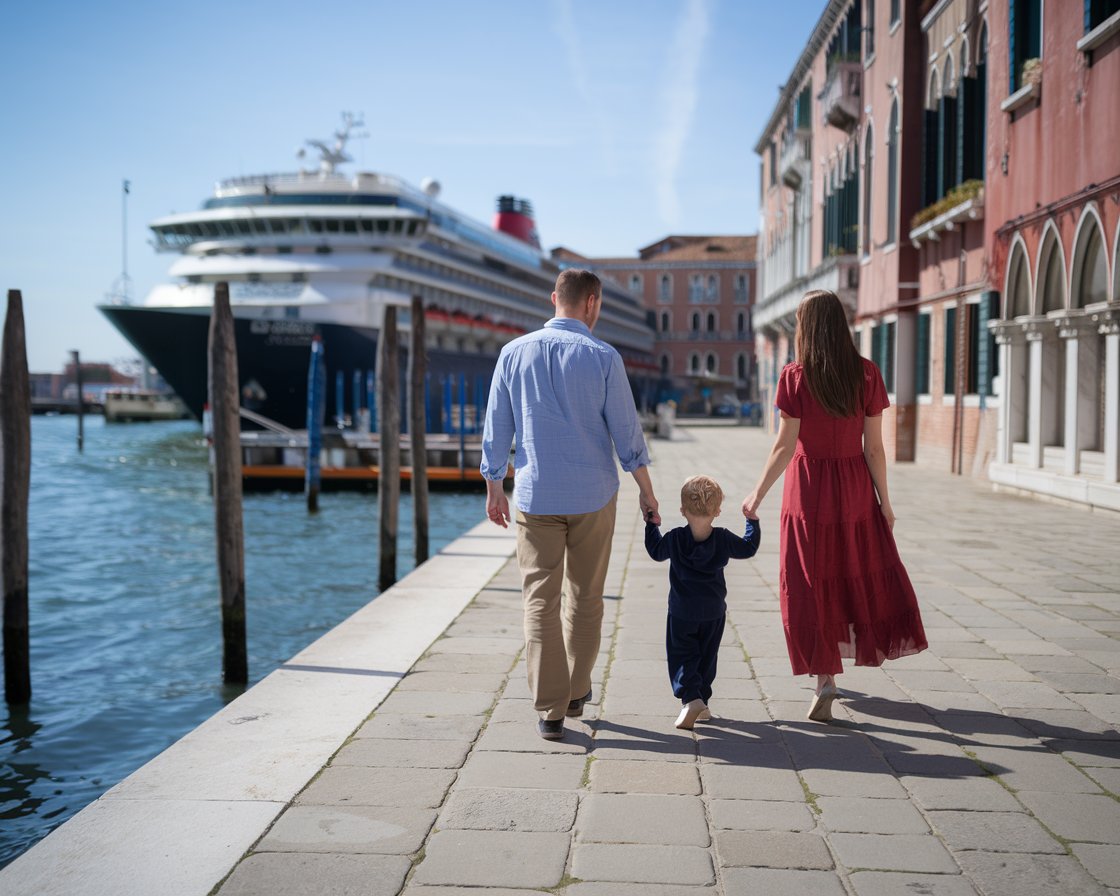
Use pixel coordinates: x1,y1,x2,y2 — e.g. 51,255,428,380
675,698,707,730
696,703,712,722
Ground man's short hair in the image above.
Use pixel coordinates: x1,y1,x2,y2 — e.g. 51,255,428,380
681,475,724,517
555,269,601,307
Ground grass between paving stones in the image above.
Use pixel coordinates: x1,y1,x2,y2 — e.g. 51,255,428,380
543,873,584,893
580,755,596,789
799,776,822,815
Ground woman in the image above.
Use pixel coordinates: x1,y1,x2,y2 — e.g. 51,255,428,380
742,290,927,722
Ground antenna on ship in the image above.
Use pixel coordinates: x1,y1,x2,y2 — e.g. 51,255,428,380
296,112,368,175
105,179,133,306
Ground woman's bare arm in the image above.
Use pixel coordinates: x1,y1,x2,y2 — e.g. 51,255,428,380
862,413,895,530
741,414,800,518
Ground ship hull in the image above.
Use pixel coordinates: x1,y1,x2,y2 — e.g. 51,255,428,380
99,305,499,431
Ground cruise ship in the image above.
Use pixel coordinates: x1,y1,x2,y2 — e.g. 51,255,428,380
100,115,657,430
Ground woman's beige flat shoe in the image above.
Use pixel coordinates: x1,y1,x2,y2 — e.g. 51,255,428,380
807,687,839,722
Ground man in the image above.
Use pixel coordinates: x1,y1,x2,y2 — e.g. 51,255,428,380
481,268,660,740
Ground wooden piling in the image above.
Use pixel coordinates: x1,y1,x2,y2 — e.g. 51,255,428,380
207,282,248,685
305,336,325,513
2,290,31,704
409,295,429,565
71,350,84,452
378,306,400,591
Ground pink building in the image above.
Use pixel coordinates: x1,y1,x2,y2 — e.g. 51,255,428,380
985,0,1120,510
757,0,1120,510
555,236,758,412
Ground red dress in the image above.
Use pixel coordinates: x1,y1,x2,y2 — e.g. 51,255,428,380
776,359,927,676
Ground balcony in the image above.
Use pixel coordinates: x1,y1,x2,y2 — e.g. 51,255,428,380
779,130,811,189
819,60,861,131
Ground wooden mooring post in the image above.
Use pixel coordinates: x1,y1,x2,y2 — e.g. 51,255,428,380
305,336,325,513
378,306,400,591
2,290,31,704
410,295,429,565
207,282,248,685
71,349,84,452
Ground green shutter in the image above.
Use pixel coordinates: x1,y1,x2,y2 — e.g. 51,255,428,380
916,314,931,395
944,307,957,395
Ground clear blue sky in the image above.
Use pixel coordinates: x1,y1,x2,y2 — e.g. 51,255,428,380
1,0,825,371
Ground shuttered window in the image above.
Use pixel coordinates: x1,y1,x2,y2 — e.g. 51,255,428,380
944,306,957,395
916,313,931,395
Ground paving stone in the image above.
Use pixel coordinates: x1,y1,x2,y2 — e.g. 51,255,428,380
562,884,717,896
257,805,436,854
956,851,1107,896
590,717,698,762
354,713,484,741
1016,791,1120,843
715,830,833,869
828,833,959,873
394,670,510,692
720,867,847,895
972,680,1082,711
849,871,980,895
1083,766,1120,791
587,758,700,794
474,719,592,754
700,764,805,800
331,738,470,768
1071,842,1120,889
799,767,907,798
900,776,1023,816
926,809,1063,853
576,793,708,846
374,689,495,717
399,888,542,896
570,843,714,885
455,750,586,790
438,787,576,832
412,829,569,888
218,853,411,896
817,796,929,834
708,798,813,832
426,636,525,655
296,766,456,809
413,652,518,673
968,746,1104,793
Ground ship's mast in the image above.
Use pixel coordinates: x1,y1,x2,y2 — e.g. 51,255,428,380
298,112,368,175
105,179,134,306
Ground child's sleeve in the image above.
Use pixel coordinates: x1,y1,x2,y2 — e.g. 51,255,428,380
644,522,670,561
726,518,761,559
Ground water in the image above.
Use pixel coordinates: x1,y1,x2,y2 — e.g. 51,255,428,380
0,415,482,867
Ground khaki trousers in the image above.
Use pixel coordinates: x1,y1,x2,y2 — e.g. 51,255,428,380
515,494,617,720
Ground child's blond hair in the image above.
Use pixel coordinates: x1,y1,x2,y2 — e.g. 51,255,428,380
681,475,723,517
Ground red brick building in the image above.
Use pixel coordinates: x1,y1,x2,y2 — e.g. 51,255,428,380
554,236,758,412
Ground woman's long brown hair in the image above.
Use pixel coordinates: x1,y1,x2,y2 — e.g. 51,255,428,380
795,290,864,418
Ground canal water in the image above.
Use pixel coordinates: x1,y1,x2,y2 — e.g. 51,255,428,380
0,415,482,867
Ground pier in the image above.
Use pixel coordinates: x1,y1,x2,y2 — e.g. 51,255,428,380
2,424,1118,895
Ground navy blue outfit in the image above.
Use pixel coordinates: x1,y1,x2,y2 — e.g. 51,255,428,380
645,519,761,704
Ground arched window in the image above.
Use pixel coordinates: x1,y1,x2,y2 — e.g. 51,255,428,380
940,54,958,193
1005,239,1032,319
706,312,716,332
689,353,700,374
737,312,746,333
1071,210,1109,308
1036,225,1066,315
660,311,671,332
707,275,718,300
862,122,874,254
691,312,700,332
737,354,747,381
865,0,875,58
659,274,672,302
629,274,643,294
886,98,899,243
660,354,670,375
706,353,717,374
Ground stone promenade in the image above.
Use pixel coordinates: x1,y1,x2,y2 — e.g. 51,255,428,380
217,425,1120,896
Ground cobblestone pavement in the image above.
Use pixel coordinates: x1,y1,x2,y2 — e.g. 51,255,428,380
216,425,1120,896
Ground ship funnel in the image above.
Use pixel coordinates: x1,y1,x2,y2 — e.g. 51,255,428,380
492,195,540,249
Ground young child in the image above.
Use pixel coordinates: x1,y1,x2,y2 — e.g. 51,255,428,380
645,475,761,729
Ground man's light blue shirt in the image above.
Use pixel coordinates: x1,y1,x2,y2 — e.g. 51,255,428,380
480,317,651,515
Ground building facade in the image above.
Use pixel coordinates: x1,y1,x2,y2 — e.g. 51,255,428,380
555,236,758,413
754,2,865,430
757,0,1120,510
984,0,1120,509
